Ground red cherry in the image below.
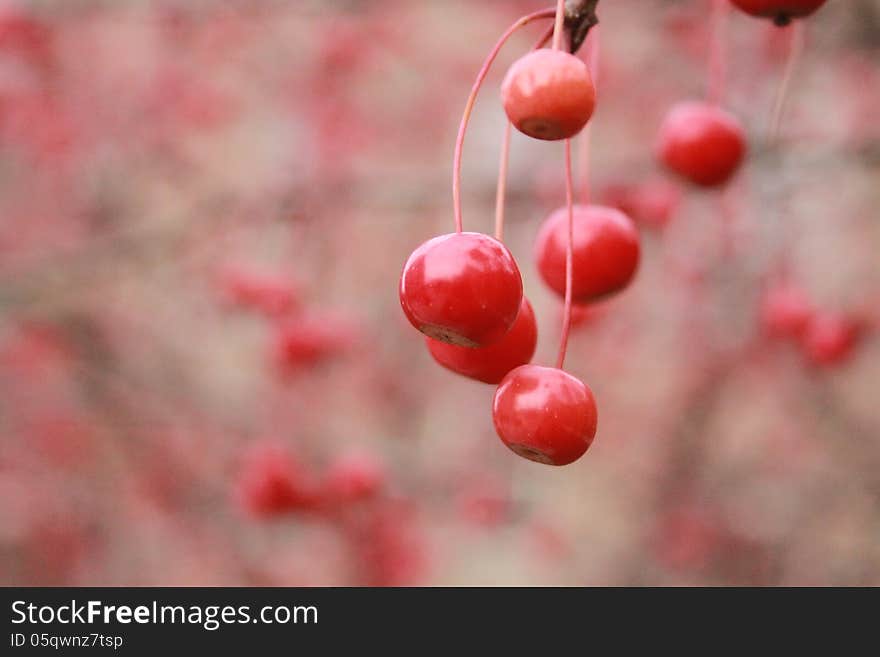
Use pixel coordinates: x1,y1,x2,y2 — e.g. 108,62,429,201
426,296,537,384
235,443,318,517
801,313,863,367
492,365,598,466
501,49,596,141
219,266,300,318
349,500,427,586
272,313,355,374
729,0,827,25
534,204,640,303
760,282,815,340
321,451,386,507
0,2,54,70
399,232,523,347
656,102,747,187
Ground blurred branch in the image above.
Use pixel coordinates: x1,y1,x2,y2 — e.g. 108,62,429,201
565,0,600,54
801,377,880,500
655,355,738,507
853,0,880,48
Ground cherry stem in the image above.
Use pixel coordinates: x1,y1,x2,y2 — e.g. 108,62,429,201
578,25,600,205
769,21,804,143
494,121,512,241
707,0,729,106
535,22,555,51
587,24,601,85
453,8,555,234
552,0,566,51
494,25,554,242
556,138,575,370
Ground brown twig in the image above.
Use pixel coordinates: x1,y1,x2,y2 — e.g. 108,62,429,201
565,0,600,54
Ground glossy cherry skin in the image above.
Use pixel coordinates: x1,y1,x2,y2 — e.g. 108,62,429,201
426,296,537,384
493,365,598,466
400,232,523,347
730,0,827,25
656,102,746,187
535,204,640,303
501,49,596,141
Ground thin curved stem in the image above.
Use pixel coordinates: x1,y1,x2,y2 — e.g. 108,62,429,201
769,22,804,142
707,0,729,105
535,23,554,51
587,24,601,91
494,121,512,241
556,138,575,370
552,0,566,51
452,8,555,233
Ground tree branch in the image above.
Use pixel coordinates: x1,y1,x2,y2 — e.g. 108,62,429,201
565,0,600,54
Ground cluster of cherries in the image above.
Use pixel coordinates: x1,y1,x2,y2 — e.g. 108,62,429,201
218,265,356,376
235,441,426,586
399,4,638,466
236,442,385,517
656,1,829,189
761,279,868,367
398,0,837,467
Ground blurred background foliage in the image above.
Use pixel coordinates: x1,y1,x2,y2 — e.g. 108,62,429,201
0,0,878,585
